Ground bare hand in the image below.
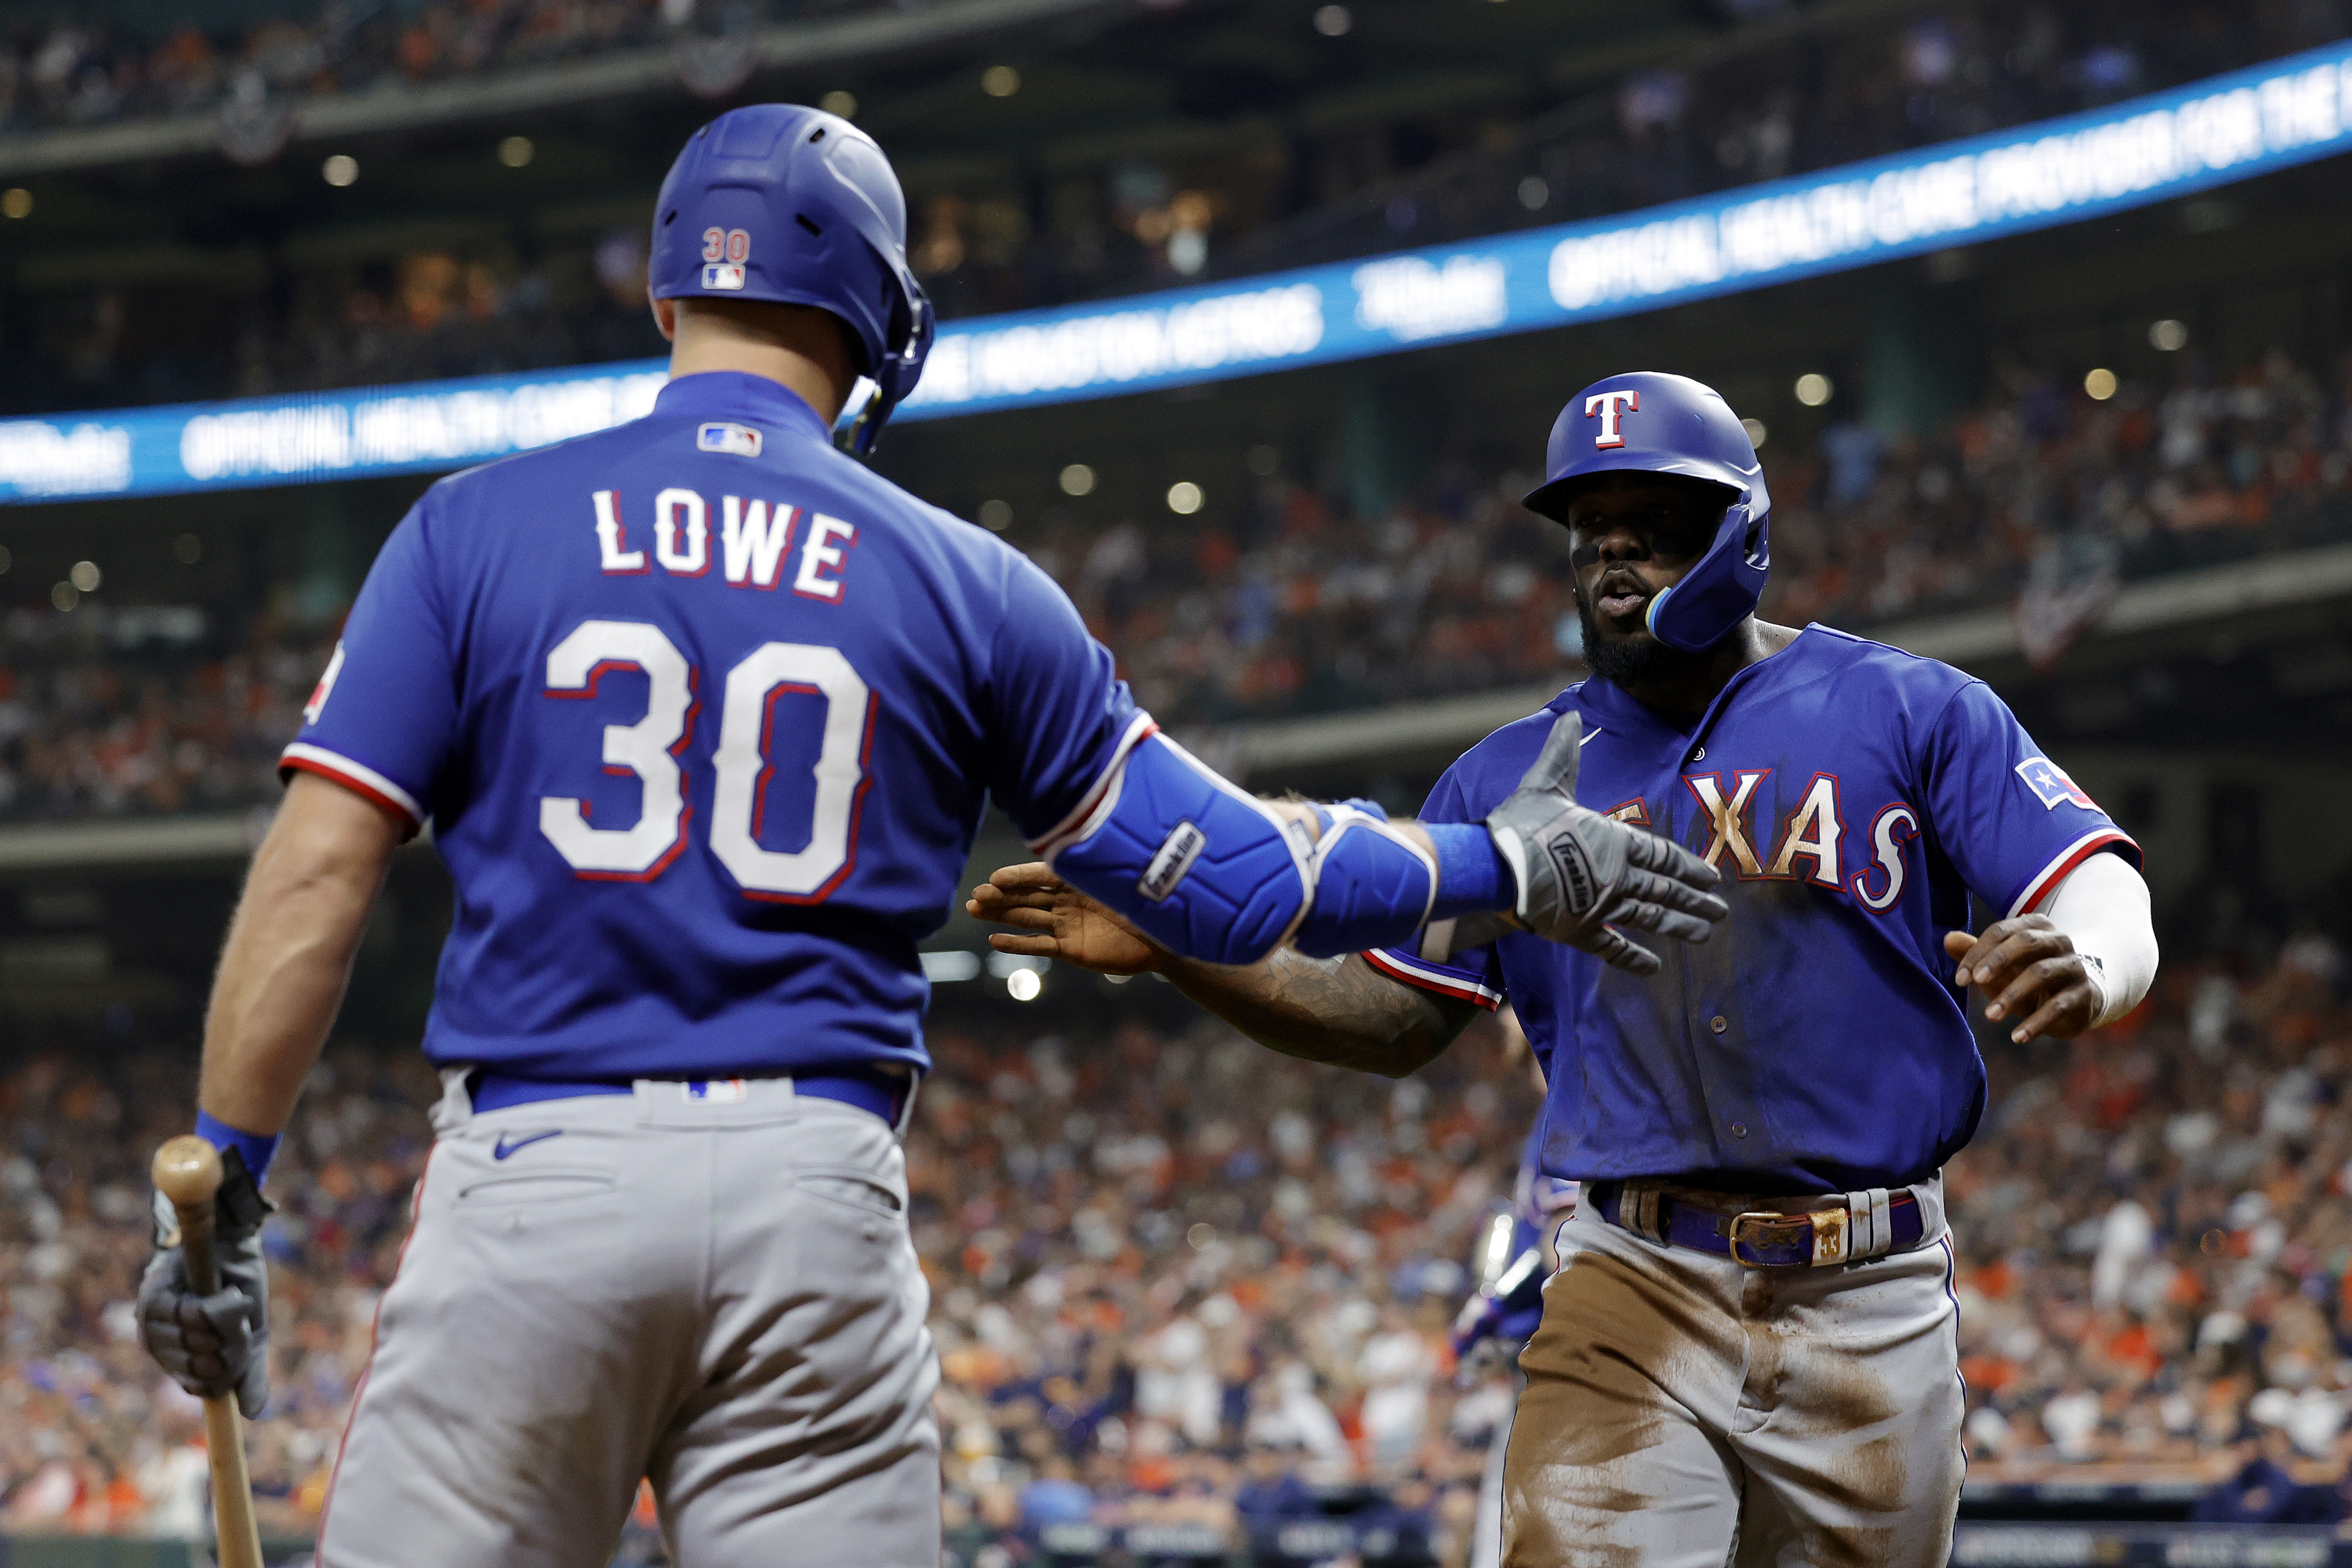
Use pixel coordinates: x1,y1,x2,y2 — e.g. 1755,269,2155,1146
1943,917,2102,1044
966,863,1162,975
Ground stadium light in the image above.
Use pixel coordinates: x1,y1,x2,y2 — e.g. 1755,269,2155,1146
820,90,857,118
1167,481,1203,514
1058,463,1096,496
978,499,1013,531
1741,417,1768,448
2084,368,2118,400
69,560,101,592
173,534,202,564
50,582,76,611
0,188,28,220
1518,177,1549,211
1794,373,1833,407
1313,5,1351,36
498,136,534,168
1006,967,1042,1001
0,545,11,572
981,65,1020,97
2149,319,2189,352
322,155,359,187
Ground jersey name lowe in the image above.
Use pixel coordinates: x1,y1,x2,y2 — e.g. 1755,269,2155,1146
285,371,1142,1083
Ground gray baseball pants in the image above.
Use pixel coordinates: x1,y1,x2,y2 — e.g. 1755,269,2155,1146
316,1072,939,1568
1503,1194,1964,1568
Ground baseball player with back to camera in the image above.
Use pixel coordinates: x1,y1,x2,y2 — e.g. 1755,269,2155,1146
130,109,1731,1566
973,371,2162,1567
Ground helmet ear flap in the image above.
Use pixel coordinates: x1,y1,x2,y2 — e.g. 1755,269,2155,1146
1742,505,1769,572
1644,496,1771,653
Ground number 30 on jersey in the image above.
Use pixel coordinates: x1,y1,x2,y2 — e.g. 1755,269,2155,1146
539,618,874,901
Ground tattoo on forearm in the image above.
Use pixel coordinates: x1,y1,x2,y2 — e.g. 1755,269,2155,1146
1164,949,1475,1078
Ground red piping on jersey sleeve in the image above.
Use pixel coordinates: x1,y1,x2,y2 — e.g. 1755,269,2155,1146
1030,712,1160,857
2007,827,2139,919
279,743,425,838
1363,945,1503,1011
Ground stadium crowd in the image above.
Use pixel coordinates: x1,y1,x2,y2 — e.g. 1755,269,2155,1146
7,0,2341,411
3,335,2348,827
2,924,2350,1556
0,0,885,137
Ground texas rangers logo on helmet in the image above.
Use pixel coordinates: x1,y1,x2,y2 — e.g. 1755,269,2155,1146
1585,390,1640,448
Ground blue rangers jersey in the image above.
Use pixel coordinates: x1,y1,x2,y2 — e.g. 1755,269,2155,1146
283,372,1141,1081
1368,626,2139,1193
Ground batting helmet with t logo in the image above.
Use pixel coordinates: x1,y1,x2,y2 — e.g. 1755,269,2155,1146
1521,372,1771,653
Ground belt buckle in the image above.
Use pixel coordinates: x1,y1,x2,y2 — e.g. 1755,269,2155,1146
1727,1210,1815,1269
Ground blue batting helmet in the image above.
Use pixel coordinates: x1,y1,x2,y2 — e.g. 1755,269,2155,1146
651,103,934,455
1522,372,1770,653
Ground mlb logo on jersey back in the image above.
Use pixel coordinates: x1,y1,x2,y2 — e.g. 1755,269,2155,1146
698,422,762,457
685,1079,748,1103
702,264,747,291
2016,757,2095,810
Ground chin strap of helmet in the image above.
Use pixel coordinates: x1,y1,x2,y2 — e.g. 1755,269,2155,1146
835,271,934,457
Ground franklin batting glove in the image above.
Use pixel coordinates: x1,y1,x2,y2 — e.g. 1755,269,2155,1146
138,1146,275,1420
1486,712,1729,974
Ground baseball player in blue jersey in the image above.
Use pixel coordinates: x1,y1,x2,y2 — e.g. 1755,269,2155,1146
973,372,2160,1566
131,112,1729,1567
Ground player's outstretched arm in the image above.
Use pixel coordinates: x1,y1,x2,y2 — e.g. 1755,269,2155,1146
199,773,404,1138
1025,712,1726,977
970,864,1479,1078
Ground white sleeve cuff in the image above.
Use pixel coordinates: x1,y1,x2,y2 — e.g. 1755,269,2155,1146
2040,850,2157,1027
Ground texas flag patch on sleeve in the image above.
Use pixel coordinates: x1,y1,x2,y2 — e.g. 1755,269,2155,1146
697,422,762,457
2016,756,2095,810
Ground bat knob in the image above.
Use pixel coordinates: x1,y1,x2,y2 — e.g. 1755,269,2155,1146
153,1134,224,1210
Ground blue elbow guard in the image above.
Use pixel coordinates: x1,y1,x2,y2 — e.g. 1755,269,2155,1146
1045,732,1311,966
1292,808,1437,959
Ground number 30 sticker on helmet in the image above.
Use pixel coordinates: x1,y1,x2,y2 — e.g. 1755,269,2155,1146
651,104,936,456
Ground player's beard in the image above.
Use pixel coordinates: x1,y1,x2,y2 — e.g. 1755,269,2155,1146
1573,581,1713,688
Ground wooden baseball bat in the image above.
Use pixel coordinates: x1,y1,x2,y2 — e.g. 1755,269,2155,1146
153,1135,268,1568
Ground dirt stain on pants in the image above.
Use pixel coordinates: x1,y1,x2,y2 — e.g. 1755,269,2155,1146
1502,1210,1963,1568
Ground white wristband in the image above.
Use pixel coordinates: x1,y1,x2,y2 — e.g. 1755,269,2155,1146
2039,851,2157,1027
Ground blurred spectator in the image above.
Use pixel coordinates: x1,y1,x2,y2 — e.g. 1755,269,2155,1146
2192,1429,2344,1524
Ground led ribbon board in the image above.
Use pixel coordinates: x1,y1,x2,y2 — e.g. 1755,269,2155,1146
8,38,2352,502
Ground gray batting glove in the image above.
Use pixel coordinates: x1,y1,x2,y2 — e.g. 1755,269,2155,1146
1486,711,1729,975
138,1148,274,1420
